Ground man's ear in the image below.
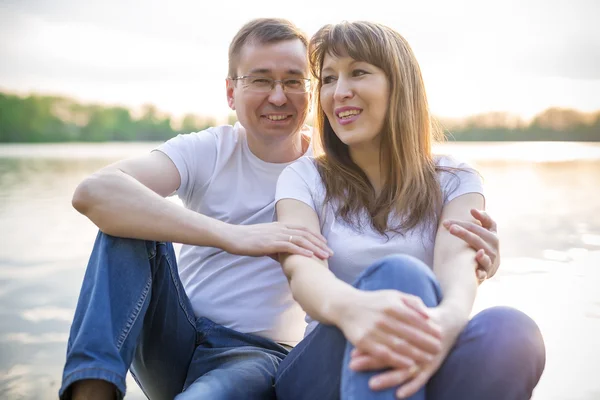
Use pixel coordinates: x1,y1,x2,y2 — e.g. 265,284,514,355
226,79,235,110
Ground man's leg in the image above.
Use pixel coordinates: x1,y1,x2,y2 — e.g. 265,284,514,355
60,231,198,399
177,318,289,400
275,255,441,400
427,306,546,400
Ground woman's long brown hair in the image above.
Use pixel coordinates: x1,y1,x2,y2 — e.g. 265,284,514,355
309,21,447,235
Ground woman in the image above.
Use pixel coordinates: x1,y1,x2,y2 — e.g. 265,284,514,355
273,21,545,400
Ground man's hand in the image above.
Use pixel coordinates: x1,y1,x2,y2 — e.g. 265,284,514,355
223,222,333,259
442,209,499,281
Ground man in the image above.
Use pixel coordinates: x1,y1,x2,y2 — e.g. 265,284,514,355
60,18,500,400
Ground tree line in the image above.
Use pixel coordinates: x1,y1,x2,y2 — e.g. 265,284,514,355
1,92,598,142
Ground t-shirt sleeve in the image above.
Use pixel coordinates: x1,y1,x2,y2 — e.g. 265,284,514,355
154,129,217,202
437,156,485,205
275,157,319,212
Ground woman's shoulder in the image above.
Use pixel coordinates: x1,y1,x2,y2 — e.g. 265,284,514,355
434,154,476,170
286,155,320,177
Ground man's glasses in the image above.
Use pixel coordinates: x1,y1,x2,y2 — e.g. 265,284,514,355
231,76,311,94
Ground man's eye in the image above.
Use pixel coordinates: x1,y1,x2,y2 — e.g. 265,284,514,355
251,78,271,85
285,79,302,87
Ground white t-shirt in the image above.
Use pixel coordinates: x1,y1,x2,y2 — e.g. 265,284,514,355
156,123,311,346
275,155,484,336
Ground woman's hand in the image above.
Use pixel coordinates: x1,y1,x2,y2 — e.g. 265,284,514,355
337,290,443,370
349,307,460,398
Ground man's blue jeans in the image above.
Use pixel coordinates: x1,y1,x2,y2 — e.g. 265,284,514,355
275,255,546,400
60,231,288,399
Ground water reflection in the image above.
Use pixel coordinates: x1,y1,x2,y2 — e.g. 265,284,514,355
0,142,599,399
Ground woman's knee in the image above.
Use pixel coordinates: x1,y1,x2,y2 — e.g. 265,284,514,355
354,255,441,305
471,306,546,377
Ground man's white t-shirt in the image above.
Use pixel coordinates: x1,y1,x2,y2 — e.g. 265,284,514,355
275,155,484,336
156,123,310,346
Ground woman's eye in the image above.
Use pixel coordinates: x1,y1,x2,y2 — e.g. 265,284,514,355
322,76,337,84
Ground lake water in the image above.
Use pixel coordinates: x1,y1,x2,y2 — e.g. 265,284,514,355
0,142,599,399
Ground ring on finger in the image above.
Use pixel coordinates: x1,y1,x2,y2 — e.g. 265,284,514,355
408,364,420,376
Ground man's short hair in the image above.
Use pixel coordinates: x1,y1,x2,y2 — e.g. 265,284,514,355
228,18,309,78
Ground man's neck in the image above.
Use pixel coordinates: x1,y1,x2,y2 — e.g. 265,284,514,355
246,130,308,164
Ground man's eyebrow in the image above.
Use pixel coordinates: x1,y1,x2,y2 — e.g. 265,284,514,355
247,68,306,76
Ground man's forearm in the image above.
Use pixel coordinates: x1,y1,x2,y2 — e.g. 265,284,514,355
73,170,228,247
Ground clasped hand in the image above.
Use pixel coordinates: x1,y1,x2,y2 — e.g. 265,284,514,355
340,291,454,398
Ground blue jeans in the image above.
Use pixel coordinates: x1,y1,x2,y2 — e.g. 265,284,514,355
60,231,288,399
275,255,546,400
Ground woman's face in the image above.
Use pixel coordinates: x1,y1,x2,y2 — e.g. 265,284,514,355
320,53,389,149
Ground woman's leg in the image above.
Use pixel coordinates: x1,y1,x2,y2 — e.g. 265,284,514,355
275,254,441,400
427,306,546,400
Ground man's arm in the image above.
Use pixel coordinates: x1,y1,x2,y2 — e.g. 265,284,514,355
73,151,331,257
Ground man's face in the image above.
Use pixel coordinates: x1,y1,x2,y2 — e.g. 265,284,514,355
226,39,311,141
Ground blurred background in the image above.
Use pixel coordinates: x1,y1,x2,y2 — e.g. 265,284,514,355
0,0,599,399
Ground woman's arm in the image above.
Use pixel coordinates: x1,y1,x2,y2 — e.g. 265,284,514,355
277,198,442,369
433,192,485,335
363,192,486,396
276,198,356,325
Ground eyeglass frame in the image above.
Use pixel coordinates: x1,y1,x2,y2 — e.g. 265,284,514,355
230,75,312,94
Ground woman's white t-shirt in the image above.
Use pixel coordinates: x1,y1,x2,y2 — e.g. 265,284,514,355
275,155,484,336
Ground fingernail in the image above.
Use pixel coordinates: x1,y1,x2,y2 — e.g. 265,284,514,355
396,388,407,398
442,220,450,228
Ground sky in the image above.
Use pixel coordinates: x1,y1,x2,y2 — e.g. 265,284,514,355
0,0,599,121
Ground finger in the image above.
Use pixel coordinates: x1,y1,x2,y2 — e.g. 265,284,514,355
349,354,388,371
383,304,443,341
369,368,415,391
396,368,431,398
400,296,430,320
287,229,334,256
355,339,415,370
287,235,331,259
285,224,328,242
476,250,492,271
377,315,442,356
278,242,314,258
470,209,497,232
444,220,496,249
447,224,495,262
476,268,487,283
383,330,436,365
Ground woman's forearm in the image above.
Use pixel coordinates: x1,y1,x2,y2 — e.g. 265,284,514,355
433,228,479,334
433,194,484,335
281,254,359,326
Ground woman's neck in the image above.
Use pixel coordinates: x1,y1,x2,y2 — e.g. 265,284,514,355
349,141,386,194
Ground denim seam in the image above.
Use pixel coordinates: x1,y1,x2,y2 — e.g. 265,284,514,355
162,244,197,329
116,274,152,350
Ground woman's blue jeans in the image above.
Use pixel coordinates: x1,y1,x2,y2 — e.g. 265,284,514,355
275,255,546,400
